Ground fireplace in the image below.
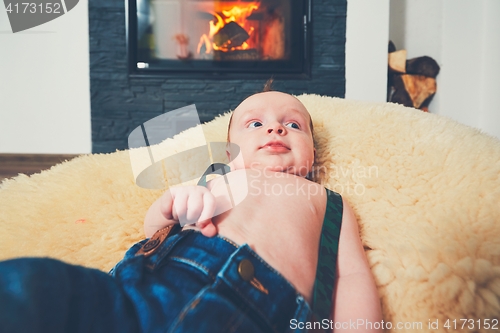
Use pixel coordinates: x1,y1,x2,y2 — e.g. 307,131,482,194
90,0,346,153
127,0,311,78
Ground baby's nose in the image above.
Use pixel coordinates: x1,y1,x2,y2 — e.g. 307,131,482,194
267,123,285,134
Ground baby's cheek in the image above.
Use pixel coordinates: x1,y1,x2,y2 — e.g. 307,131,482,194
231,152,250,171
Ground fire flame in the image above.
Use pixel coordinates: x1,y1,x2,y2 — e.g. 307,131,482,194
197,3,259,55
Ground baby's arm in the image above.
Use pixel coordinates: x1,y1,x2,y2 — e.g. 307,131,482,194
144,186,218,238
332,198,382,332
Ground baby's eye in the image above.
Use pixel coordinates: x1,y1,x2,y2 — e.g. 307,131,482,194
248,121,262,128
285,122,300,129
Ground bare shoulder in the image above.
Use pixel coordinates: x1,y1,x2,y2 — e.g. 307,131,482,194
337,197,371,277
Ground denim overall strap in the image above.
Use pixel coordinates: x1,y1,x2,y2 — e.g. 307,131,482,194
312,188,343,322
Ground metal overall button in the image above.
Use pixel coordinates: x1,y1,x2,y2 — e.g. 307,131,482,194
238,259,254,281
237,259,269,294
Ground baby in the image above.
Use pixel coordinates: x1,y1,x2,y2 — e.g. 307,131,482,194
0,90,382,333
144,91,382,331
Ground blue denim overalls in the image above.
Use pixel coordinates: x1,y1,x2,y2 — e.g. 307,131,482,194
0,189,342,333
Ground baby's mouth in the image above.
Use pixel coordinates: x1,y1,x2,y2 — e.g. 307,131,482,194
261,141,290,151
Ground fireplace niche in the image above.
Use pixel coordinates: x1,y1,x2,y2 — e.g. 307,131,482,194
127,0,311,78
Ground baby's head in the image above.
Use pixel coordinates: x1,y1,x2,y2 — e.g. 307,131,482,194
226,90,315,178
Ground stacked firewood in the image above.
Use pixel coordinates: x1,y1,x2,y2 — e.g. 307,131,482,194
387,41,440,111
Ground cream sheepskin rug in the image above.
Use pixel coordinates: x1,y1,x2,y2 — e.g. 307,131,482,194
1,94,499,332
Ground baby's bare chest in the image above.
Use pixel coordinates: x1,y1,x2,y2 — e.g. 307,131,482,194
210,170,326,230
210,171,327,299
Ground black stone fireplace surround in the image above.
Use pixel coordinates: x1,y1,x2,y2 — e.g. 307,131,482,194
90,0,346,153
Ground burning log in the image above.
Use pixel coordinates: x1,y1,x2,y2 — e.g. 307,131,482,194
213,21,250,49
213,49,259,61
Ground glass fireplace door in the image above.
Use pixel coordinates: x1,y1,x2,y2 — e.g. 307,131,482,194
129,0,310,78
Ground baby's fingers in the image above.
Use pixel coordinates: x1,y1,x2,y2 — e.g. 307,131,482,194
196,192,217,237
198,191,216,222
171,190,189,223
183,191,205,225
198,220,217,237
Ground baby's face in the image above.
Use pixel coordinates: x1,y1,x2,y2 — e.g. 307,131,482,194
228,91,315,177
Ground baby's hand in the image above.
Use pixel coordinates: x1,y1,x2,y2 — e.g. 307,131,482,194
159,186,218,237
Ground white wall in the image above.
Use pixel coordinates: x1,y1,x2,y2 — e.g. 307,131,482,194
0,0,91,154
476,0,500,138
345,0,390,102
389,0,500,140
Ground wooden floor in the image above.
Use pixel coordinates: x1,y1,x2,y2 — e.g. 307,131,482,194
0,154,80,182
